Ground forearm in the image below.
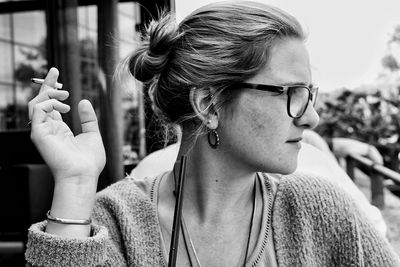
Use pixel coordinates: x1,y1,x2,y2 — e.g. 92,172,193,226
331,137,383,164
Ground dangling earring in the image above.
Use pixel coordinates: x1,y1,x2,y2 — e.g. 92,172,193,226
207,129,220,149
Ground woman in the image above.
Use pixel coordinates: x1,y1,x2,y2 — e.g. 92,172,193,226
25,1,399,266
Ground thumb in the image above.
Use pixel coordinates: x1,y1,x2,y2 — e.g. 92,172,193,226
78,99,100,134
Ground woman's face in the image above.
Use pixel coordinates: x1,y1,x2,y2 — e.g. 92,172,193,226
218,38,319,174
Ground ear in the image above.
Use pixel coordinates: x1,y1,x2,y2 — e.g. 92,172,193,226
189,88,218,130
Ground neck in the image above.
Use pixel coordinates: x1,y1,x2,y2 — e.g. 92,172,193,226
168,137,257,224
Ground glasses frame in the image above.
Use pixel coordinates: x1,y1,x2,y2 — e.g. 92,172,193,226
230,82,318,118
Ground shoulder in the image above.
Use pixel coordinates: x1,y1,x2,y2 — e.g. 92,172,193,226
94,174,164,217
98,175,157,199
272,172,367,237
273,172,359,219
270,174,400,264
272,172,359,243
277,172,347,199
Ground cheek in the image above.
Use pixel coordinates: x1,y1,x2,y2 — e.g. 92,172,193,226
249,112,287,162
220,97,298,173
228,98,287,151
245,100,287,141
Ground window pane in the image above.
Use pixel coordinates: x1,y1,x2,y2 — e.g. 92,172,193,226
0,41,13,83
16,82,35,106
78,6,87,27
15,81,33,128
133,2,141,24
119,3,134,17
118,2,140,24
0,14,11,40
0,84,12,130
80,36,97,59
78,5,97,31
78,25,86,40
13,11,46,45
0,84,12,109
87,5,97,30
119,15,135,42
0,84,13,130
14,44,47,85
80,58,101,120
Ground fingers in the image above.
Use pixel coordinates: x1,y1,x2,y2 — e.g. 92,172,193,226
29,89,69,120
31,99,70,125
50,110,63,121
29,68,69,120
40,67,59,93
47,88,69,101
368,146,384,164
78,100,100,134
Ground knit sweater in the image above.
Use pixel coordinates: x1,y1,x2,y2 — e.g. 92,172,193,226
25,173,400,266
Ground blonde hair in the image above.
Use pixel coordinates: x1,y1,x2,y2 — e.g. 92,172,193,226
122,1,305,137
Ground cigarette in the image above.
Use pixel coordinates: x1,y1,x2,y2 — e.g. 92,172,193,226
31,78,63,89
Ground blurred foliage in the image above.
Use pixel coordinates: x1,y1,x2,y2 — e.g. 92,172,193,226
382,54,399,72
389,25,400,44
315,88,400,171
315,24,400,172
14,38,47,85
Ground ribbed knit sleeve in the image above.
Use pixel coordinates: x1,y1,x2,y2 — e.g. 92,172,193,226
25,221,109,266
272,173,400,267
25,176,165,267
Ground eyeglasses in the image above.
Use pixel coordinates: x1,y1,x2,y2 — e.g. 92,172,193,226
229,82,318,118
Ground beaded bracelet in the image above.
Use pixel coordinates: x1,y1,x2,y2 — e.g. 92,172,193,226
46,210,92,225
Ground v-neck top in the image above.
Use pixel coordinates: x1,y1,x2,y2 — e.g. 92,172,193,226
151,172,279,267
26,172,400,266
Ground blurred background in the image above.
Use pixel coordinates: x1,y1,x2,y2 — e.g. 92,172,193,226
0,0,399,265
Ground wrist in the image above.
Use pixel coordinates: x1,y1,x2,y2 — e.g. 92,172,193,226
46,221,91,237
47,181,96,237
51,179,97,220
54,174,99,187
47,210,92,224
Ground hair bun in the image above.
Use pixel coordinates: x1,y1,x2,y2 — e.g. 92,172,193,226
129,13,180,82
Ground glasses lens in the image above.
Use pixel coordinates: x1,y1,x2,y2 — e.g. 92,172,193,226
288,86,309,117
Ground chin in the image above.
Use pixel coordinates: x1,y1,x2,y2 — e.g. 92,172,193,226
277,167,296,175
258,161,298,175
277,158,298,174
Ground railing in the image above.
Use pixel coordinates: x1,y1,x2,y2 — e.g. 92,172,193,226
346,154,400,209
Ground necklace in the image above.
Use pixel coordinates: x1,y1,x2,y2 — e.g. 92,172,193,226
173,175,258,267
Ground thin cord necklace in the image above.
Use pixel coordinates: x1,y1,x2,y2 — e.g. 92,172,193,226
173,173,258,267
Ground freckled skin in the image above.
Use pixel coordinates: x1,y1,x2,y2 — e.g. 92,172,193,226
217,38,319,174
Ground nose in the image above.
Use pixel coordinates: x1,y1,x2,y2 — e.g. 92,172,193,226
294,101,319,129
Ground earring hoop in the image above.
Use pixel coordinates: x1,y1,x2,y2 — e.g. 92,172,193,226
207,129,220,149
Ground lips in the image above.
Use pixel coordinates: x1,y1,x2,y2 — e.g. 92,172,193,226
286,137,303,143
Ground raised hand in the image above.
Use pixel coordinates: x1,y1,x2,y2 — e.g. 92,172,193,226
29,67,106,237
332,137,384,165
29,67,106,185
